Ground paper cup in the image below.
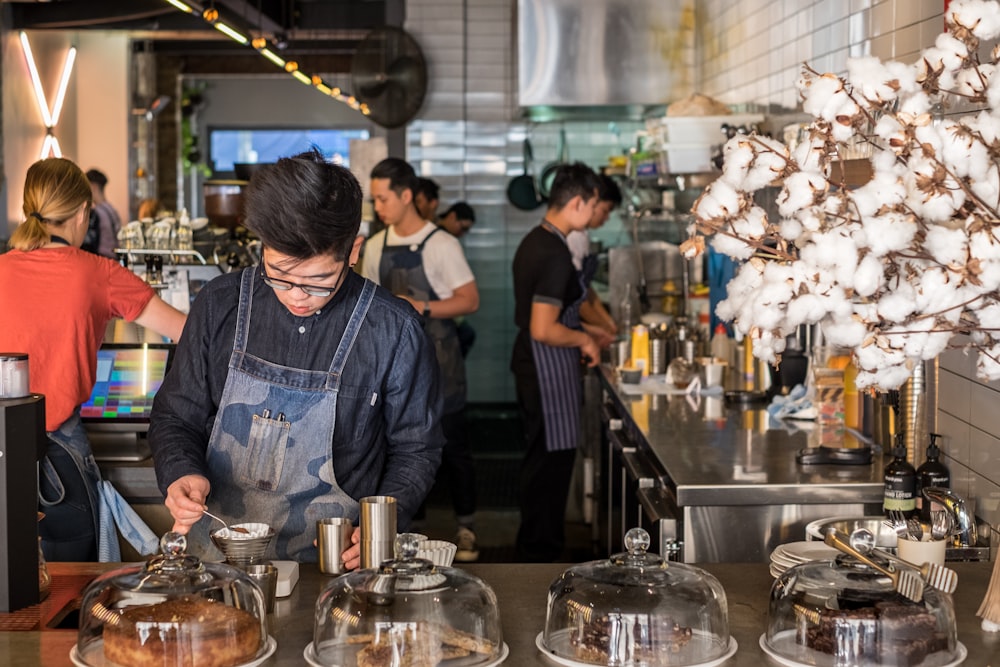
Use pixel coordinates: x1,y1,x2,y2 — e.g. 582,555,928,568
896,536,946,567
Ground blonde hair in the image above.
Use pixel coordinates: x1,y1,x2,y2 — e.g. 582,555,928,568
9,158,93,251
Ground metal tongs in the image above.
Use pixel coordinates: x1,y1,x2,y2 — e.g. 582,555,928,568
824,528,924,602
850,527,958,594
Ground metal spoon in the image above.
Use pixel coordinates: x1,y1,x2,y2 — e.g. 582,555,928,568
931,510,953,541
202,509,250,534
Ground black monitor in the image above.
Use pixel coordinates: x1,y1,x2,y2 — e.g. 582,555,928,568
82,343,174,460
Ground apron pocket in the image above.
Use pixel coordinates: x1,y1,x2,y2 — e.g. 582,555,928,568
240,415,290,491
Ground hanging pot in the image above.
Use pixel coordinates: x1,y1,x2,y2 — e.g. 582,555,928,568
538,128,569,199
507,139,545,211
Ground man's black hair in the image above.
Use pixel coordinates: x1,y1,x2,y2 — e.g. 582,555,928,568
443,201,475,223
598,173,623,207
547,162,601,210
370,157,419,199
85,169,108,190
416,177,440,202
242,148,362,261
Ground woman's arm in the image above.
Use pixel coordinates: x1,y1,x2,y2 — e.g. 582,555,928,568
135,296,187,342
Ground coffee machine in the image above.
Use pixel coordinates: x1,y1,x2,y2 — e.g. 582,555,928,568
0,353,46,612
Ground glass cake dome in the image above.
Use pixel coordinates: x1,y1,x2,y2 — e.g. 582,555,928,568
539,528,735,667
306,533,507,667
74,532,272,667
763,554,961,667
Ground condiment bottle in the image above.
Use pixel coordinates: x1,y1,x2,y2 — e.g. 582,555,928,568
884,433,917,518
916,433,950,522
710,323,730,365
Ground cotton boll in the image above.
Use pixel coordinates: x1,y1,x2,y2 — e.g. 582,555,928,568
857,363,914,390
802,74,846,118
916,188,965,222
856,339,906,372
898,90,933,117
777,171,826,217
785,293,829,327
719,138,756,189
932,33,970,72
822,318,868,348
710,232,755,260
853,170,906,217
861,211,917,257
955,63,995,97
848,56,901,103
854,254,885,296
873,114,907,151
780,217,804,241
976,344,1000,381
694,179,743,220
886,59,919,94
731,206,769,240
791,133,829,171
925,225,969,266
949,0,1000,40
878,288,917,322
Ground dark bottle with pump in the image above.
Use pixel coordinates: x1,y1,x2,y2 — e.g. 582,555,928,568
916,433,950,522
883,434,917,518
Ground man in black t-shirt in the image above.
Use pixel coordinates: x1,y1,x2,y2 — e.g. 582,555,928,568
511,162,602,562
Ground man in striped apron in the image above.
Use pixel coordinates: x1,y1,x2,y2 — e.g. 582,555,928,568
511,162,603,562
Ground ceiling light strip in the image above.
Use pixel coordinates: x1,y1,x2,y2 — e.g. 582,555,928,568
160,0,365,114
20,31,54,128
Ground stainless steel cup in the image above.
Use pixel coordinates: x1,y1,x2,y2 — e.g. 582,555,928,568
317,517,354,575
244,562,277,613
360,495,397,568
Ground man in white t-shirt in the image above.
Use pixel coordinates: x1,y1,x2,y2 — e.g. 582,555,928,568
361,158,482,561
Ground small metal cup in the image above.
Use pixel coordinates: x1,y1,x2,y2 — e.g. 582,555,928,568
317,517,354,575
244,562,277,614
360,496,397,568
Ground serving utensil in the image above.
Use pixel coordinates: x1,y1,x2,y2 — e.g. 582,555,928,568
851,528,957,594
202,509,249,534
883,510,910,541
824,528,924,602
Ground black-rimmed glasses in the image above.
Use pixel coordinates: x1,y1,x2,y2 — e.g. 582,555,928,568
260,262,346,298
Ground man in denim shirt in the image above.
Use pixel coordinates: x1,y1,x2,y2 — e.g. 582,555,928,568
149,150,444,568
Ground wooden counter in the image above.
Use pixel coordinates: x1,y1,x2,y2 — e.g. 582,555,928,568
2,560,998,666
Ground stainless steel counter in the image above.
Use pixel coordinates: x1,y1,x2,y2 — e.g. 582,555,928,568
597,366,886,562
3,561,997,666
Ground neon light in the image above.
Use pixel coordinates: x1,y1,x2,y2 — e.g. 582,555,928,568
164,0,195,13
259,48,285,68
20,32,53,127
291,71,311,85
213,21,248,45
21,31,75,159
50,47,76,126
316,83,332,95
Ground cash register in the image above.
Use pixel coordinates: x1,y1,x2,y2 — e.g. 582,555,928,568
81,343,174,461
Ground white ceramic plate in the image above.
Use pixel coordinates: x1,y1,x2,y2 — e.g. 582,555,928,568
759,632,967,667
71,635,276,667
304,640,509,666
536,631,737,667
779,541,840,563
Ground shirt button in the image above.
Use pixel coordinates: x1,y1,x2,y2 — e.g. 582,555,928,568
298,326,306,334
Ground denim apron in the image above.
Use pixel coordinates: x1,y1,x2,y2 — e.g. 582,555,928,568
377,227,466,414
190,268,375,562
41,412,157,561
530,221,589,452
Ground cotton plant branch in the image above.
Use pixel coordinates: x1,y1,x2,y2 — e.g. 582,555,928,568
680,0,1000,389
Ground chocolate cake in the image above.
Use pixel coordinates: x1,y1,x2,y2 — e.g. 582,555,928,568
569,611,693,664
102,595,262,667
801,601,947,667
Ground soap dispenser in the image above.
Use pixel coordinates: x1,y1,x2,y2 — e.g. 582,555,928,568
916,433,950,522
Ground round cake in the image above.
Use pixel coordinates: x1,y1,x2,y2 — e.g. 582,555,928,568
102,595,261,667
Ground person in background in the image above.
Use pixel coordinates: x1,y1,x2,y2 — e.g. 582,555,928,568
414,177,441,222
436,200,479,357
511,162,603,562
0,157,186,562
137,197,160,221
361,158,482,561
568,174,622,338
83,169,123,258
149,150,444,568
438,201,476,239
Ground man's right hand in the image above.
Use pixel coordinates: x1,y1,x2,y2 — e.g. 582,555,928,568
165,474,212,534
580,334,601,368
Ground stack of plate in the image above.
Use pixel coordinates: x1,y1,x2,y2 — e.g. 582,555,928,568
769,541,840,578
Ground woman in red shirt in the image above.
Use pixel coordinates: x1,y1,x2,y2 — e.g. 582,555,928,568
0,157,186,561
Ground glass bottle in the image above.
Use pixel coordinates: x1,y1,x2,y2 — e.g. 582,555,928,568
619,283,635,331
668,339,698,388
884,433,917,518
916,433,950,522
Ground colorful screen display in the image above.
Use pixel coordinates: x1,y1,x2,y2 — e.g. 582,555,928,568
80,346,172,421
